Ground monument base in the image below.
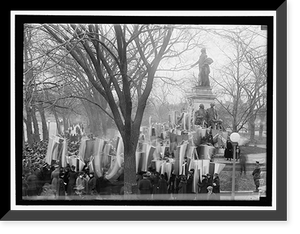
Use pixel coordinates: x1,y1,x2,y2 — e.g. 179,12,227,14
187,85,216,110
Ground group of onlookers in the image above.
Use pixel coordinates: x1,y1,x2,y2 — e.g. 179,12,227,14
136,168,221,200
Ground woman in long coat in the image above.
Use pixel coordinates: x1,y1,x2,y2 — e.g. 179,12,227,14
51,165,60,197
157,174,168,199
212,173,220,200
67,165,77,196
58,172,66,197
224,140,233,160
178,176,187,200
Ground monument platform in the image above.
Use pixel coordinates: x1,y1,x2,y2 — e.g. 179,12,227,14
186,85,216,110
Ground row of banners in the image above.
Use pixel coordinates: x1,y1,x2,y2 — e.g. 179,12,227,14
45,126,226,191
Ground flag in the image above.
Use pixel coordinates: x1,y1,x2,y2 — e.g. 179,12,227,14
146,145,156,169
78,137,88,162
45,137,55,165
214,163,226,174
61,138,68,168
88,155,95,173
84,139,95,161
179,143,188,175
155,160,163,173
93,138,105,177
102,143,111,168
193,162,200,193
174,146,180,175
78,158,85,171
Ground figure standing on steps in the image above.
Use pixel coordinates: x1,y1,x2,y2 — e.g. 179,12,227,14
191,48,214,87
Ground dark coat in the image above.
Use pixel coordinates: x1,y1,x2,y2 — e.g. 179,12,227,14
151,173,160,194
186,174,194,193
63,170,70,191
174,176,181,193
26,174,38,196
198,178,209,193
168,174,176,193
58,178,66,196
212,176,220,193
22,178,28,196
157,178,168,194
67,170,77,195
252,167,261,180
138,178,152,194
42,168,52,184
224,140,233,159
88,176,97,195
178,179,187,194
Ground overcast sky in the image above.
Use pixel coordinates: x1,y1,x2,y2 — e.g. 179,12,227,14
152,25,267,104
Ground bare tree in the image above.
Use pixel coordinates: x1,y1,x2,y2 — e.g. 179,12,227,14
210,26,267,133
37,24,174,194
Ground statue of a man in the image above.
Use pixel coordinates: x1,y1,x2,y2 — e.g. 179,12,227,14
191,48,214,87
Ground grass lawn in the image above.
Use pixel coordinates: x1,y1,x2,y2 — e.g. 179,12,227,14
219,171,266,191
240,145,266,155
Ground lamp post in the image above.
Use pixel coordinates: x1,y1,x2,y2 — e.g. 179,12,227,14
230,132,240,200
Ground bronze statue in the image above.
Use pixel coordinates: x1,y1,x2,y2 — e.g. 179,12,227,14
191,48,214,87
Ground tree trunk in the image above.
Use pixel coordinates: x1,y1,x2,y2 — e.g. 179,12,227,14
123,133,138,197
232,117,238,132
23,122,25,149
52,108,62,135
24,107,34,148
259,112,266,140
38,104,48,141
249,115,256,144
31,105,41,142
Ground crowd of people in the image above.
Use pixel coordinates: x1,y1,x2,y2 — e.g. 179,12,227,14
136,167,221,200
22,109,263,200
22,139,123,199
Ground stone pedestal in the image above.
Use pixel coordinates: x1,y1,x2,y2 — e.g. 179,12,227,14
187,86,216,110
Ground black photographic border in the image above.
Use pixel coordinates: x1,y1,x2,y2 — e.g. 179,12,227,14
4,1,286,221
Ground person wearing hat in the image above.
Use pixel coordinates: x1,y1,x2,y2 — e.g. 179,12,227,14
178,175,188,200
75,171,86,196
57,172,66,198
212,173,220,200
207,103,219,129
67,165,77,196
51,164,60,198
138,173,153,200
88,172,97,196
198,175,209,195
252,161,261,192
157,174,168,200
194,104,208,127
26,170,38,197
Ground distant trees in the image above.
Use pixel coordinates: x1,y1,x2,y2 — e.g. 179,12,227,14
209,26,267,141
